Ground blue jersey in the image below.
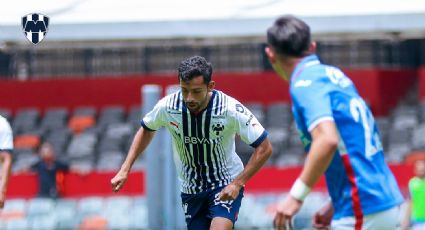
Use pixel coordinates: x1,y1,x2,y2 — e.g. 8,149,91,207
290,55,403,219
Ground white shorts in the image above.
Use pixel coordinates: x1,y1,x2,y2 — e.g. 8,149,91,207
331,206,400,230
411,222,425,230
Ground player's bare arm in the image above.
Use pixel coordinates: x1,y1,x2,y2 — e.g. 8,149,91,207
299,120,338,188
219,138,272,201
401,199,412,230
111,127,156,192
0,151,12,208
274,121,338,229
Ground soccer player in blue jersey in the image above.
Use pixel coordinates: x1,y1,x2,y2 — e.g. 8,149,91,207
265,15,404,230
111,56,273,229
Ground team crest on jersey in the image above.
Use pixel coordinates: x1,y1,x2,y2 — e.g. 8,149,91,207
22,13,49,45
212,123,224,136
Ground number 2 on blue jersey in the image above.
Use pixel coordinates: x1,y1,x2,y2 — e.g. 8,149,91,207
349,98,383,159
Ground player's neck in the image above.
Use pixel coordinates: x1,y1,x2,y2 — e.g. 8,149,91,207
279,58,301,82
286,52,316,76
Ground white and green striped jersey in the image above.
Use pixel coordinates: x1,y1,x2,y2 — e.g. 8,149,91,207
141,90,267,194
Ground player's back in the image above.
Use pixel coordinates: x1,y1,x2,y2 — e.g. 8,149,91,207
290,55,403,219
321,66,403,219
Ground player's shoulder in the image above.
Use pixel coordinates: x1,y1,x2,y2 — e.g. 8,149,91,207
292,63,345,92
296,63,331,82
0,116,11,130
409,176,422,186
216,90,233,103
156,91,181,109
163,91,181,102
215,90,240,112
215,91,252,122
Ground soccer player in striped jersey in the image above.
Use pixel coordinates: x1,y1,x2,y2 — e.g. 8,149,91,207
0,115,13,208
111,56,272,229
265,15,403,230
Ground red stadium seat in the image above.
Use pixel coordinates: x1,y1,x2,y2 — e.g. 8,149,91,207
78,216,108,230
14,134,41,150
68,115,96,134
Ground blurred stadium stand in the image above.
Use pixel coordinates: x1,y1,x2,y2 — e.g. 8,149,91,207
0,82,421,229
0,68,422,229
1,94,424,172
0,1,424,228
0,39,424,79
0,193,329,230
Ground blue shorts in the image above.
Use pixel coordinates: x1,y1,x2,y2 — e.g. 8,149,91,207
181,186,244,230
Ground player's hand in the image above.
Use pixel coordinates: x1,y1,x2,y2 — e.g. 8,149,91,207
312,201,333,230
400,220,410,230
111,170,129,193
218,183,241,201
273,195,302,230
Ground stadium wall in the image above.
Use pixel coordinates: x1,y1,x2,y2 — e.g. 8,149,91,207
0,69,416,116
7,164,413,198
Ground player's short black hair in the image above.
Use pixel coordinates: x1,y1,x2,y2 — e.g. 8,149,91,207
178,56,213,84
267,15,311,57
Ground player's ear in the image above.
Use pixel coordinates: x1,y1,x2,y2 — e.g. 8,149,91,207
265,46,276,64
309,41,317,53
207,81,215,92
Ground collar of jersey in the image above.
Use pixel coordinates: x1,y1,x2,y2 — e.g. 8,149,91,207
290,54,320,82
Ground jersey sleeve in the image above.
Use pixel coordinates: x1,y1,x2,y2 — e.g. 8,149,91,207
0,118,13,151
291,76,334,132
141,98,167,131
232,103,268,148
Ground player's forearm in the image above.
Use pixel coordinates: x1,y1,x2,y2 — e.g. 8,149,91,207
233,139,272,187
120,128,155,173
0,152,12,195
402,200,412,226
299,135,337,188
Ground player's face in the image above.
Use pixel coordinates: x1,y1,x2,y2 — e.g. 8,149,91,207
415,160,425,178
265,46,290,81
180,75,214,113
40,144,55,161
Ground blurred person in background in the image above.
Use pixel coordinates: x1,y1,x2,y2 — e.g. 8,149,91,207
0,115,13,208
31,142,69,198
25,142,84,198
265,15,403,230
111,56,273,230
402,159,425,230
